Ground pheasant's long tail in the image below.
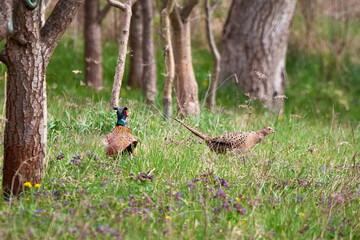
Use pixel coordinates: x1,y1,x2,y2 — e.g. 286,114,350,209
172,118,211,141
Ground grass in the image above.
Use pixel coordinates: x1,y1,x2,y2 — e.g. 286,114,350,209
0,96,359,239
0,29,359,238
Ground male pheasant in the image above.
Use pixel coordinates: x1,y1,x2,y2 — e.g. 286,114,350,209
173,118,275,154
107,106,138,157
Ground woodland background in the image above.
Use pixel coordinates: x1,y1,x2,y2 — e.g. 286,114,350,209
39,0,360,119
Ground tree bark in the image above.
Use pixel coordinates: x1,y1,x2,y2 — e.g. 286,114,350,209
219,0,296,112
0,0,13,40
127,1,143,89
162,0,175,118
108,0,134,108
170,0,200,116
40,0,54,27
141,0,157,105
0,0,83,197
205,0,221,111
84,0,110,90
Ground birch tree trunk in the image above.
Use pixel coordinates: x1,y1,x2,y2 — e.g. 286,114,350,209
84,0,110,90
170,0,200,116
108,0,135,108
128,2,143,89
219,0,296,112
141,0,157,105
162,0,175,118
0,0,83,197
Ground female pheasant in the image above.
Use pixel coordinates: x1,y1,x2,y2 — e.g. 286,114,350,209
107,106,138,157
173,118,275,154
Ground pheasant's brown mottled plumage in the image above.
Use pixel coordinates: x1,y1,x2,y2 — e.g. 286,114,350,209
173,118,275,154
107,106,138,157
107,125,138,157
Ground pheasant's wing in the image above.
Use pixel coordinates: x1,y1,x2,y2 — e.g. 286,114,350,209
208,132,244,153
107,126,138,157
211,132,246,144
210,132,260,153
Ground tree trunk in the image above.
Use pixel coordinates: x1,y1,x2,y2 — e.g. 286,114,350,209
219,0,296,112
299,0,315,46
141,0,157,105
84,1,111,90
84,0,103,90
2,9,46,197
127,1,143,89
161,0,175,118
108,0,134,108
170,0,200,116
0,0,83,197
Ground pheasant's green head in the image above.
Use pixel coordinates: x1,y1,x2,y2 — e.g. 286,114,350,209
114,106,128,126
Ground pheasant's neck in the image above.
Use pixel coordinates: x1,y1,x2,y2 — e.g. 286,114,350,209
116,119,127,126
256,131,266,139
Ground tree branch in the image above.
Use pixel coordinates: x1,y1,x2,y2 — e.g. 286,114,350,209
164,0,175,14
107,0,126,11
180,0,199,20
40,0,84,65
210,0,221,16
205,0,221,111
205,0,220,60
97,3,112,23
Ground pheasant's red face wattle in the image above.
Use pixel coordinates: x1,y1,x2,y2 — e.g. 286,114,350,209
120,105,128,117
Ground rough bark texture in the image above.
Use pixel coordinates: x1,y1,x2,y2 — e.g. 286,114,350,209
170,0,200,116
205,0,221,111
0,0,13,40
128,2,143,89
141,0,157,105
108,0,134,108
162,0,175,118
219,0,296,112
0,0,83,197
84,0,110,90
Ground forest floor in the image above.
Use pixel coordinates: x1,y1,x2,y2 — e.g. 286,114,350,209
0,33,359,239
